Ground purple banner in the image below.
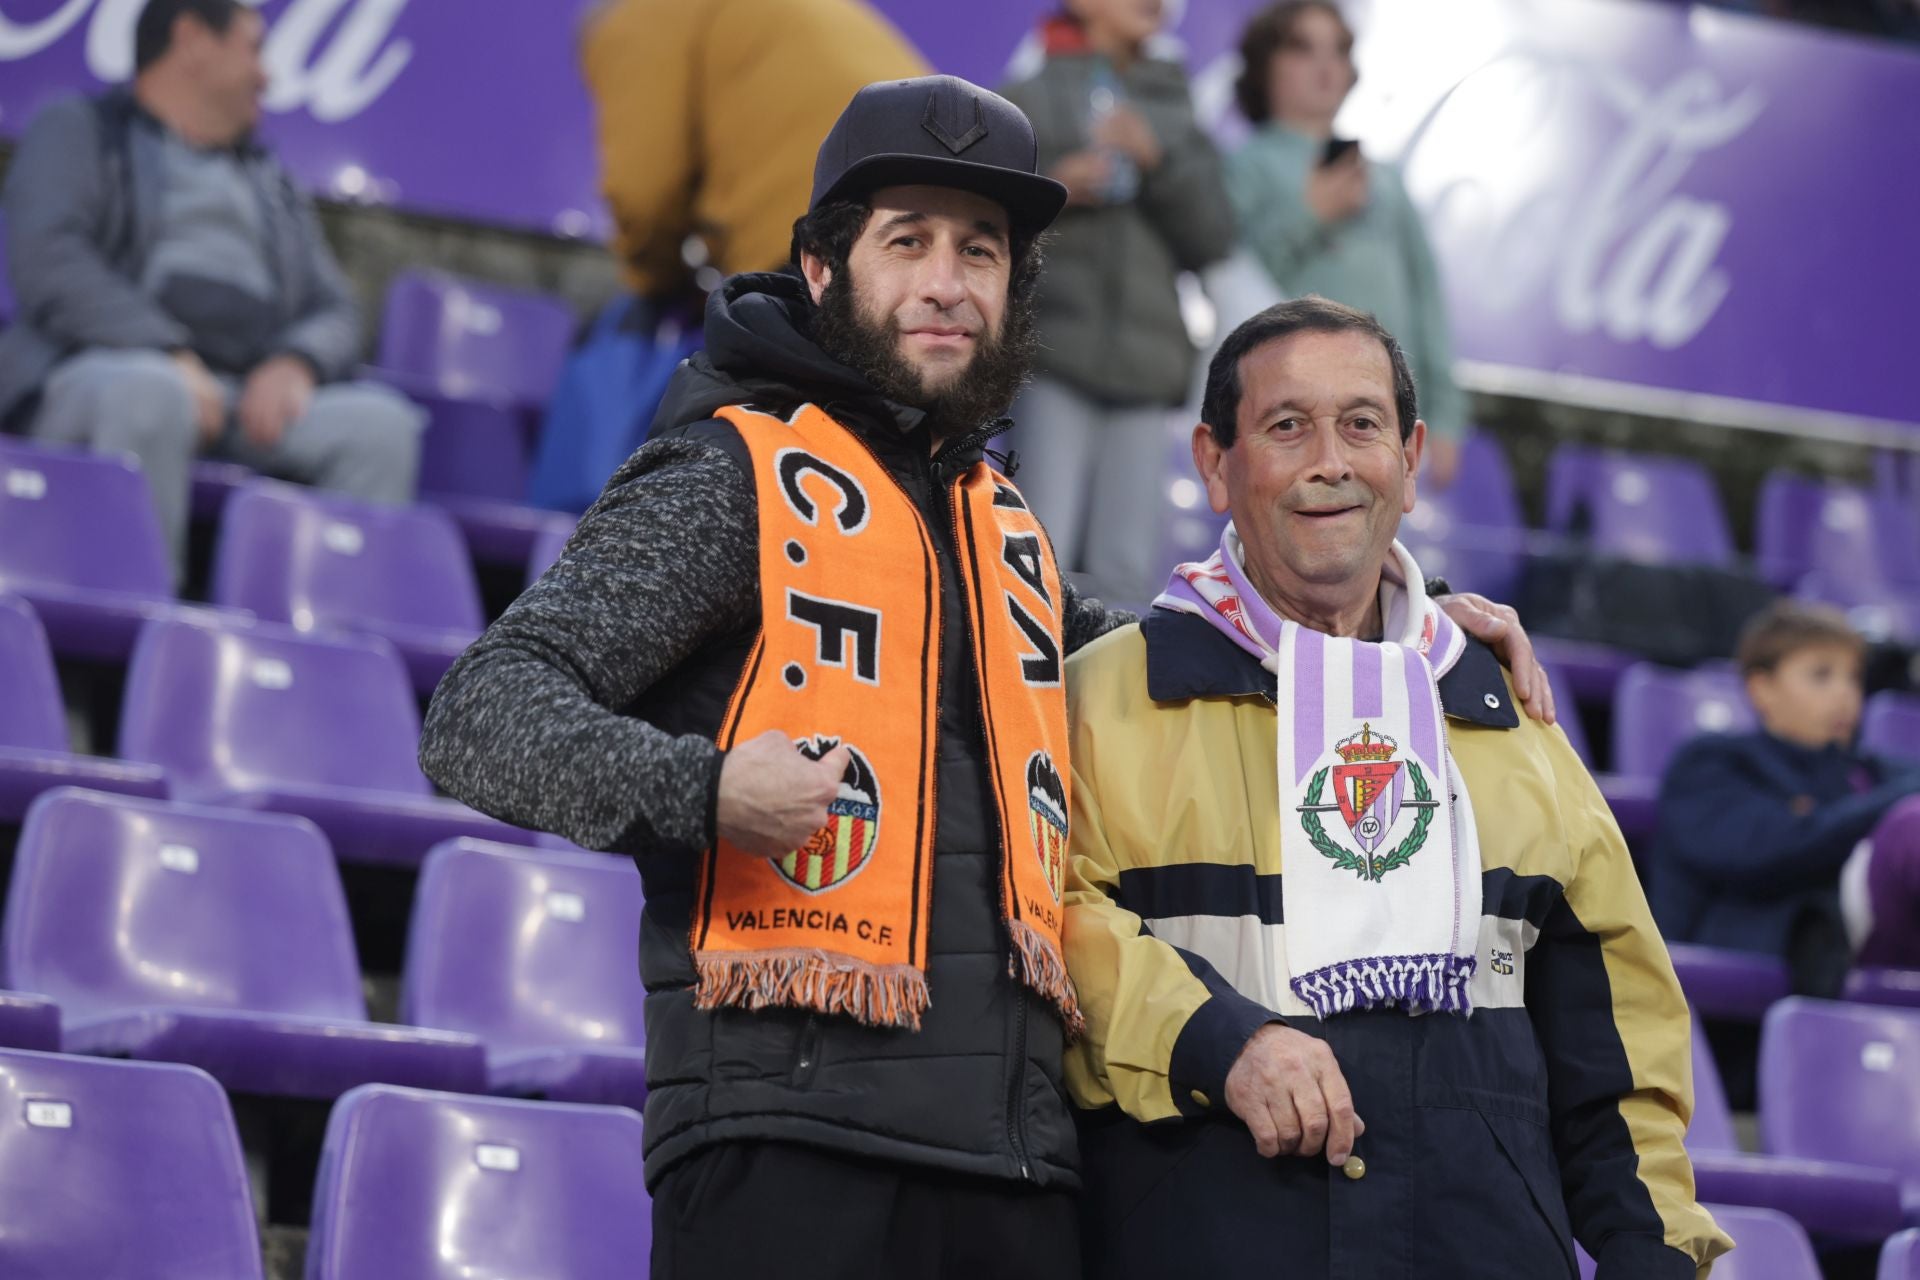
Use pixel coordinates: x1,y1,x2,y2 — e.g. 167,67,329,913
1,0,1915,433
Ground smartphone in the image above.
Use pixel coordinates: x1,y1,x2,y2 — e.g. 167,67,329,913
1321,137,1359,167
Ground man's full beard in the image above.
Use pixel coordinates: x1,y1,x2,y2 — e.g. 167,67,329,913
810,268,1038,442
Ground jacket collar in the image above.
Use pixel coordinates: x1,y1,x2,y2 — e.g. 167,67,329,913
1141,608,1520,729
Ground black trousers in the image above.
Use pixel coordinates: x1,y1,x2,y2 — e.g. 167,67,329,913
649,1140,1081,1279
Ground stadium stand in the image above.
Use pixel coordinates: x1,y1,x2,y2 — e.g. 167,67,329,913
0,1049,265,1278
1547,447,1739,568
305,1085,650,1279
0,592,167,821
0,990,58,1051
402,839,648,1106
213,479,485,696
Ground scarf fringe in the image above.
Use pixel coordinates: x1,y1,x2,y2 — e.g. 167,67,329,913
694,949,931,1031
1008,919,1086,1040
1290,953,1477,1021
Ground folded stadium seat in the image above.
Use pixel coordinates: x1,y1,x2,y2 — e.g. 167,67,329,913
1848,969,1920,1011
1758,475,1920,643
213,480,484,696
305,1084,650,1279
1614,664,1790,1018
1546,447,1738,567
0,1049,264,1279
0,991,58,1051
1686,1011,1905,1242
2,789,485,1100
1701,1205,1825,1280
1159,417,1229,576
117,613,544,868
0,439,249,662
1538,658,1658,839
403,840,647,1106
370,270,578,567
525,516,578,585
0,592,166,821
1400,431,1530,602
1760,998,1920,1222
1864,692,1920,763
1884,1229,1920,1279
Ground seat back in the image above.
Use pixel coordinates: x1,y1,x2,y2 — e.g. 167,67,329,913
377,271,575,406
1757,474,1920,592
1687,1012,1739,1154
0,1050,263,1278
1444,432,1524,532
1160,416,1229,571
403,840,645,1054
1538,659,1593,767
214,481,483,636
119,614,430,798
1881,1229,1920,1280
1862,691,1920,763
1704,1204,1821,1280
306,1085,649,1279
1612,663,1755,779
525,518,577,585
1759,997,1920,1181
1548,448,1736,567
3,789,363,1023
0,439,171,598
0,594,67,752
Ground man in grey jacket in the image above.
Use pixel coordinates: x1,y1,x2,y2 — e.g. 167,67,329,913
0,0,422,576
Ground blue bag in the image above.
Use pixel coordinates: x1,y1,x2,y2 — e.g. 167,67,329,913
529,294,703,513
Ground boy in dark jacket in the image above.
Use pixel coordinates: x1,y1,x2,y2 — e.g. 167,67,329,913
1652,600,1920,996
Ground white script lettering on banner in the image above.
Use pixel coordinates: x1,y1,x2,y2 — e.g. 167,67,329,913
0,0,412,123
1393,53,1765,352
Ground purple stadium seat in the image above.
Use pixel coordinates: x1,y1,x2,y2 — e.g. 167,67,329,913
0,439,243,661
1847,968,1920,1011
2,789,485,1099
1689,1011,1906,1241
1760,998,1920,1219
190,458,255,523
0,592,167,821
404,840,646,1106
1669,944,1791,1024
1758,473,1920,591
1700,1205,1823,1280
305,1085,650,1280
1400,432,1529,600
1540,658,1659,838
1612,662,1755,780
0,1049,263,1278
373,271,577,565
1159,418,1228,576
1864,692,1920,763
0,212,13,328
1884,1229,1920,1279
213,481,483,695
0,991,58,1051
1531,636,1640,705
118,613,542,867
526,516,577,584
1548,447,1737,567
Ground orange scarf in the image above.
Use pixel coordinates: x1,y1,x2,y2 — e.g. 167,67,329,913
692,403,1081,1034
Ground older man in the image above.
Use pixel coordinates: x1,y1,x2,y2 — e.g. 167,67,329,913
1062,298,1728,1278
0,0,423,576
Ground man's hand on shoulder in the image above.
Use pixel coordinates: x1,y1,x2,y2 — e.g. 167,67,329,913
1438,591,1556,725
717,730,850,857
1224,1023,1364,1164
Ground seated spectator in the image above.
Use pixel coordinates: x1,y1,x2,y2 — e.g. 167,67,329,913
1652,600,1920,996
1225,1,1466,487
1000,0,1235,603
0,0,423,580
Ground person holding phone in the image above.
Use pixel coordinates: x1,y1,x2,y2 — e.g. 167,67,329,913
1224,1,1468,487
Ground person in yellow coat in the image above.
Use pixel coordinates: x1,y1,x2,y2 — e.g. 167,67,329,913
581,0,929,295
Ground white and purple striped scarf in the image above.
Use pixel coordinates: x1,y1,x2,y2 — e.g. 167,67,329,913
1153,525,1482,1019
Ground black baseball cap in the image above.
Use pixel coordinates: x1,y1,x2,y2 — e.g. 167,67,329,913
809,75,1068,238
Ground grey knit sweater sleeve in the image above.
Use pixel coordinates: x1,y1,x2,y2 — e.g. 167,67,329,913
419,437,758,854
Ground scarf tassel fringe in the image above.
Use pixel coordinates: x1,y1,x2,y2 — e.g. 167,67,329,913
1008,919,1086,1040
1291,953,1476,1021
694,949,931,1031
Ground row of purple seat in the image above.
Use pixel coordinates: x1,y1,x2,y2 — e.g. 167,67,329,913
0,790,644,1107
0,1053,649,1279
1164,425,1920,643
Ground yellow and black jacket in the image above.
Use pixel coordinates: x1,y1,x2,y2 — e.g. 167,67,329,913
1063,610,1729,1279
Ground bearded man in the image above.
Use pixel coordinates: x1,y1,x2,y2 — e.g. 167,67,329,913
419,77,1551,1277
